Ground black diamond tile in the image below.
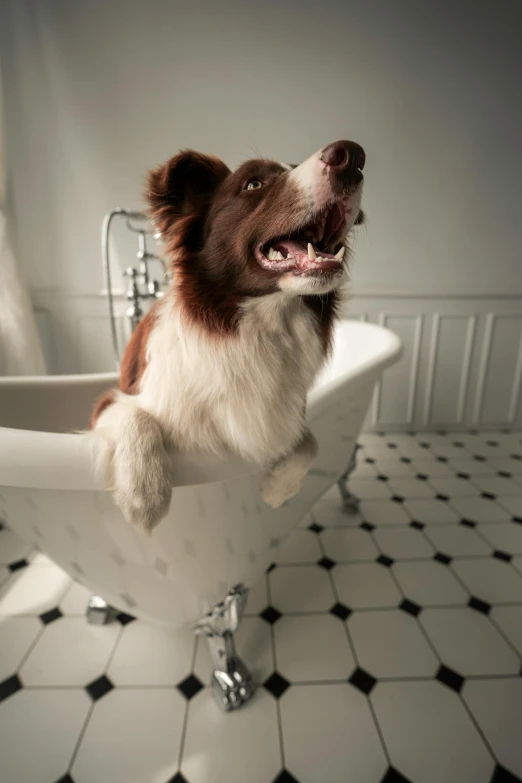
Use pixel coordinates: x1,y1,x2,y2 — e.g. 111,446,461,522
377,474,389,482
349,667,377,695
365,458,376,464
433,552,452,565
490,764,522,782
493,549,512,563
399,599,422,617
8,559,29,572
40,607,63,625
317,556,336,570
272,770,301,783
453,441,465,448
498,471,512,478
511,453,522,461
116,611,136,625
387,442,398,449
416,473,429,481
436,664,464,693
436,494,450,502
474,455,487,462
437,430,447,436
0,674,23,702
330,602,352,621
377,554,394,567
513,516,522,525
437,456,448,463
400,457,412,464
482,492,497,500
419,442,430,448
166,774,190,783
381,767,413,783
266,562,277,573
468,596,491,615
360,521,375,532
54,775,75,783
260,606,283,625
460,517,477,528
308,522,324,534
410,520,425,530
486,440,499,447
85,675,114,702
457,472,470,479
391,495,404,503
177,674,204,701
264,672,291,699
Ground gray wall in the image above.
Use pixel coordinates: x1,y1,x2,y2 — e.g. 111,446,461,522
2,0,522,295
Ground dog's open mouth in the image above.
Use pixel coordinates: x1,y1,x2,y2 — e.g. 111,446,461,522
255,201,350,276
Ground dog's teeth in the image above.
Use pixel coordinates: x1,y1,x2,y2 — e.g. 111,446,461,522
274,251,283,261
307,243,317,261
335,247,345,260
268,248,283,261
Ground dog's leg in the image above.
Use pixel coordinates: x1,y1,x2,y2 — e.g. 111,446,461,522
93,398,172,534
261,429,318,508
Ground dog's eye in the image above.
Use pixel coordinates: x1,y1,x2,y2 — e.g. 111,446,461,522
245,179,263,191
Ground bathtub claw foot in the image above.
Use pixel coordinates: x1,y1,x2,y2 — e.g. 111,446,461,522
86,595,112,625
212,656,255,712
193,584,255,712
337,449,360,515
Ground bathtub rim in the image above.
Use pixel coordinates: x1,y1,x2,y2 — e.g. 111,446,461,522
0,321,402,491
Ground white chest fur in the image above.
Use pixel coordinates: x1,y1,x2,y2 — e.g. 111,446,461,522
136,293,325,464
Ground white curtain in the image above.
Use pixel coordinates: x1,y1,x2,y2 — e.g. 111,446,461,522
0,70,46,375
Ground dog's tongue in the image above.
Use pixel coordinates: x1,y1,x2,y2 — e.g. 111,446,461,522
273,240,340,270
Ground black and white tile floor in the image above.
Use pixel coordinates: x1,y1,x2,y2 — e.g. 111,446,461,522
1,431,522,783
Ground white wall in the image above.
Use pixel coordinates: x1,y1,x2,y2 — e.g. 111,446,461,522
1,0,522,428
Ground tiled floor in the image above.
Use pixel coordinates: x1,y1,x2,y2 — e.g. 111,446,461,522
1,431,522,783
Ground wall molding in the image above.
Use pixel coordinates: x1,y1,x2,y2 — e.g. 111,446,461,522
31,288,522,432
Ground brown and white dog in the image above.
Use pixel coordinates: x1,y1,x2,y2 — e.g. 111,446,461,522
91,140,365,533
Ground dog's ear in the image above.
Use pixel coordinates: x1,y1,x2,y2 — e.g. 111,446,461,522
354,209,365,226
146,150,230,236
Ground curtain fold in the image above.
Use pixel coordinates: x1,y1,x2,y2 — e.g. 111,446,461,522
0,67,46,376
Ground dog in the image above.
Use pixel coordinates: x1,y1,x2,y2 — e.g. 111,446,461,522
90,139,365,533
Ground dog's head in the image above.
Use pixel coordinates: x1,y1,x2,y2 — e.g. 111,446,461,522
147,140,365,329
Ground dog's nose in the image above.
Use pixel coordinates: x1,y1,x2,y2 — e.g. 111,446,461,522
320,140,365,179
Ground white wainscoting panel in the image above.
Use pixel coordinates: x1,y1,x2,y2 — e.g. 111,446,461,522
30,289,522,432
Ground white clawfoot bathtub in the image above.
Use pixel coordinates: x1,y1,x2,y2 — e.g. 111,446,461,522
0,321,401,629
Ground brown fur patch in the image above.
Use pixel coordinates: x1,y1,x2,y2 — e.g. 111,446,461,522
90,389,116,428
119,304,160,394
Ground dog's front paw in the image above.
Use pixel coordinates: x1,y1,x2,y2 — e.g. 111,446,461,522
112,448,173,534
261,470,303,508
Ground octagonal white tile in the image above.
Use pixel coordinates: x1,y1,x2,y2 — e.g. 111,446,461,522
281,683,387,783
73,689,185,783
349,610,438,678
182,688,280,783
372,680,494,783
0,689,90,783
20,617,120,686
108,620,195,686
275,614,355,682
420,607,520,675
464,678,522,779
333,563,401,609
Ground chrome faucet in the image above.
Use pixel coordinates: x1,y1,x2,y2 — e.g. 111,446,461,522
102,209,168,368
